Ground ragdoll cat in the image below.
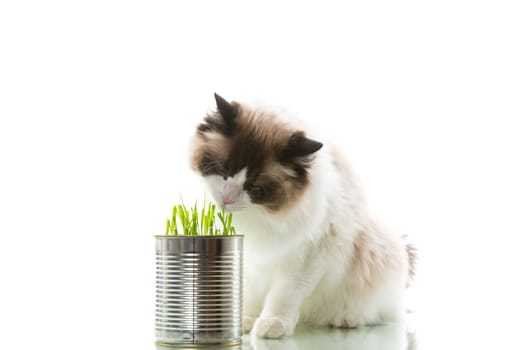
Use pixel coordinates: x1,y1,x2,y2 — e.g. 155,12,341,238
189,93,416,339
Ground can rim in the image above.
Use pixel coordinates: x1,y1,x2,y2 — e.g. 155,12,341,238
154,235,244,239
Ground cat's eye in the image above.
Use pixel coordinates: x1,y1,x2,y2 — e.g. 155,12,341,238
214,165,227,178
245,183,261,194
201,159,227,177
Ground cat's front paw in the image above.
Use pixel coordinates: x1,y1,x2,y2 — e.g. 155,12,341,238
243,315,256,333
253,316,295,338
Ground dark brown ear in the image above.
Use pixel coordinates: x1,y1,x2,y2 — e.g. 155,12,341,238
280,131,323,161
214,93,236,135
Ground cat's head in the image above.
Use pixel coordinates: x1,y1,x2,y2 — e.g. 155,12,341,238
190,93,323,213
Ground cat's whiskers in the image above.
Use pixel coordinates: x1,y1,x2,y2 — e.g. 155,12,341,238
226,203,248,211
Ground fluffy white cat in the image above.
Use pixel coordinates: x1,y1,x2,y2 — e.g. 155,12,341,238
190,93,416,339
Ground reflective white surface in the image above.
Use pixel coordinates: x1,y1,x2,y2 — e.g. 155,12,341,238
149,305,523,350
156,322,415,350
243,323,415,350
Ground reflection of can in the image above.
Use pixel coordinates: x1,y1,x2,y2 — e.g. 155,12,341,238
155,235,243,348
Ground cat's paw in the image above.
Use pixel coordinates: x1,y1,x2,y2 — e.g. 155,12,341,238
330,320,359,329
253,316,295,338
243,315,256,333
330,315,362,329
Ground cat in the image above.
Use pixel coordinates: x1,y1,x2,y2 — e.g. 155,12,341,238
189,93,416,339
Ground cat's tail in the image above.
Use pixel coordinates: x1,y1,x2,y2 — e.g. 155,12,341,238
404,236,417,287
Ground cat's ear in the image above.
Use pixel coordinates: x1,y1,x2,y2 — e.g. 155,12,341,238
280,131,323,161
214,93,236,135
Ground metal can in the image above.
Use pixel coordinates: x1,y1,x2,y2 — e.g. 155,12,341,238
155,235,243,348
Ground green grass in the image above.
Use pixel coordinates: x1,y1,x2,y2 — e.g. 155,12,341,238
165,195,237,236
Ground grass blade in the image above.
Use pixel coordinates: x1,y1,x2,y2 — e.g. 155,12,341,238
164,195,237,236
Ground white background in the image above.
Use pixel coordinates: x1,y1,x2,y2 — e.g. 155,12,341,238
1,1,524,349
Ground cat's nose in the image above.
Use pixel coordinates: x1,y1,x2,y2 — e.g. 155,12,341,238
221,182,241,205
221,194,237,205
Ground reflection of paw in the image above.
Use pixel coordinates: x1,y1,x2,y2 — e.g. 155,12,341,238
330,317,359,329
243,315,256,333
249,336,297,350
253,316,295,338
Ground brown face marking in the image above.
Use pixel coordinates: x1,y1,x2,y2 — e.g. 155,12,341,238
190,94,323,212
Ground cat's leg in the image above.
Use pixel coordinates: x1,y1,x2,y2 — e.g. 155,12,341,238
243,315,256,334
243,290,262,333
252,266,324,338
243,272,266,333
331,267,407,328
332,291,405,329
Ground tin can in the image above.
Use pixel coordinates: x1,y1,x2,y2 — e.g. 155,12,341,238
155,235,243,348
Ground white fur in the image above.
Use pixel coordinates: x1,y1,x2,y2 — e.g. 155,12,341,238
201,104,410,339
